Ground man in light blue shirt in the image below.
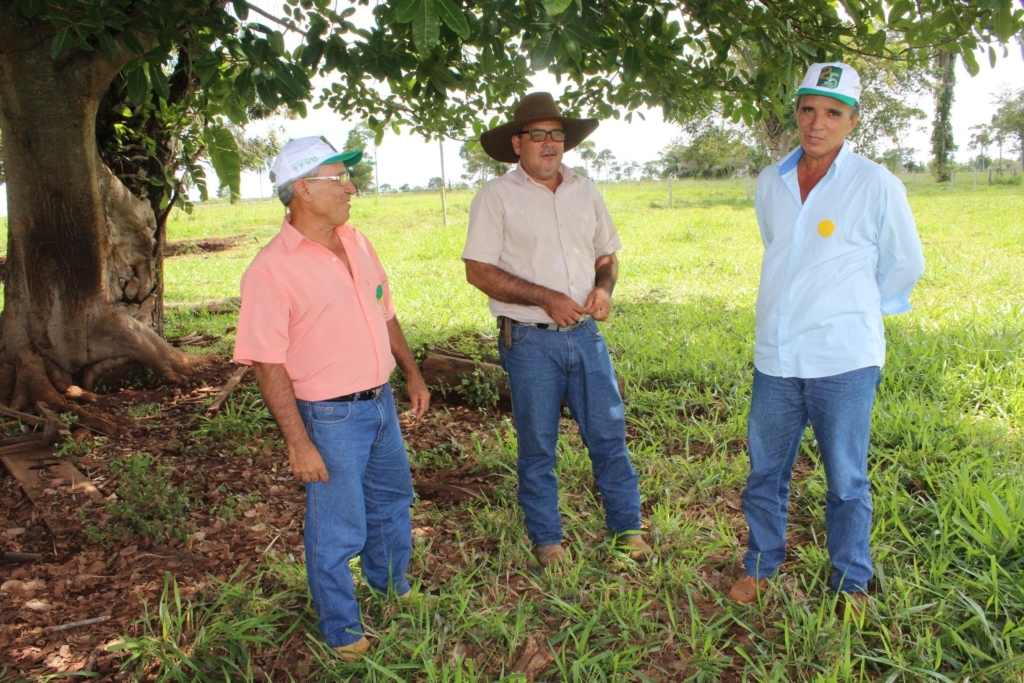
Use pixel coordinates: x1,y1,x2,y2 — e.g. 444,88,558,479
728,62,925,608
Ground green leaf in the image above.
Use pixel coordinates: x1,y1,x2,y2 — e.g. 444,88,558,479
543,0,573,16
121,31,145,55
97,30,119,58
622,45,641,82
961,49,979,77
124,62,148,106
204,125,242,202
150,64,170,101
989,45,997,69
434,0,469,38
269,31,285,54
411,0,440,56
20,0,42,18
530,31,558,71
394,0,418,23
50,27,72,60
232,0,249,20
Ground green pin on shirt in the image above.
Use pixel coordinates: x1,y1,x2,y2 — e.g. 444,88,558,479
376,284,383,300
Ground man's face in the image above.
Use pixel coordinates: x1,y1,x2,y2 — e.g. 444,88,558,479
796,95,859,160
298,162,357,225
511,119,564,182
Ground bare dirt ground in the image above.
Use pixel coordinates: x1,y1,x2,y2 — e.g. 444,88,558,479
0,358,504,680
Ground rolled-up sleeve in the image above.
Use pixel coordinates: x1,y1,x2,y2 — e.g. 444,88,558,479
876,178,925,315
233,267,290,364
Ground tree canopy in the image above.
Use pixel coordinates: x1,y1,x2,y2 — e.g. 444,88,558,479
0,0,1023,409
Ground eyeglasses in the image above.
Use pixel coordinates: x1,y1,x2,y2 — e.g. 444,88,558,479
515,128,566,143
304,172,351,186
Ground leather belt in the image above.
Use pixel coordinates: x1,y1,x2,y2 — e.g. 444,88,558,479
323,384,385,402
509,315,591,332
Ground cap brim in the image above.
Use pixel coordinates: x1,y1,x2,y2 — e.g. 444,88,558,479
480,117,599,163
795,87,857,107
322,149,363,168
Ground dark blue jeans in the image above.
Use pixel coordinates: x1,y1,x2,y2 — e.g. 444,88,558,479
297,384,413,647
498,318,642,547
742,366,881,593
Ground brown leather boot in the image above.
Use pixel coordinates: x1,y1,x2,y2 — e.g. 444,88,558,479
840,591,871,620
727,575,770,604
618,535,654,561
534,544,567,568
335,636,370,662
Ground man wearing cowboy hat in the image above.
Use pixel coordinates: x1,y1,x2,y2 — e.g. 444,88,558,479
462,92,651,567
234,135,430,660
728,63,924,608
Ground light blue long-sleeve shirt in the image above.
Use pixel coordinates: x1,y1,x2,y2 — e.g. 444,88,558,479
753,142,924,379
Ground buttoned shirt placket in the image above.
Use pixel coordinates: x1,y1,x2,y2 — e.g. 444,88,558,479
776,152,837,377
312,230,386,382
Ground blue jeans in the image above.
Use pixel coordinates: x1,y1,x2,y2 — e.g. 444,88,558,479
296,384,413,648
742,366,881,593
498,318,641,547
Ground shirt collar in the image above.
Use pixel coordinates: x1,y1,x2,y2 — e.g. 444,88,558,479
280,215,352,252
778,140,853,178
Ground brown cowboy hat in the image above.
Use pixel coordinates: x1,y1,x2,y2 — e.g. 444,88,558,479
480,92,599,163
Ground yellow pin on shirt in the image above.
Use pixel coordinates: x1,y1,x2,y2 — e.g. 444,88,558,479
818,219,835,237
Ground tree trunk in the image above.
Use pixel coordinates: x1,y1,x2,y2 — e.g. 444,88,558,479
930,52,956,182
761,112,793,162
0,14,200,409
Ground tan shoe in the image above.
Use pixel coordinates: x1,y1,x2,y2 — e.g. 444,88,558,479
334,636,370,662
534,544,567,568
841,591,871,619
727,575,770,604
618,534,654,561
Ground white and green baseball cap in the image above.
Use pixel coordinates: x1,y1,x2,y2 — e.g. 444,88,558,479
795,62,861,107
270,136,362,188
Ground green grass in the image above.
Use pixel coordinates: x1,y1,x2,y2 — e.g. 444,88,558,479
19,176,1024,680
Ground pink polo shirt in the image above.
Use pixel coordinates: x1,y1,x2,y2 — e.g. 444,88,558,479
233,217,396,401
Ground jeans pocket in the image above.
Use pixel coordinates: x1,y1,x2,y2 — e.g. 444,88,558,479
301,402,354,426
511,324,533,346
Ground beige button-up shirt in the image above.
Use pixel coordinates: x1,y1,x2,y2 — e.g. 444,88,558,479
462,164,622,324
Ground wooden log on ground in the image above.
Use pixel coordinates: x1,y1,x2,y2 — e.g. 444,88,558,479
0,433,45,456
37,402,72,447
421,352,509,398
164,296,241,315
164,235,246,257
206,366,250,414
0,446,106,506
0,403,47,426
0,551,43,565
420,350,625,399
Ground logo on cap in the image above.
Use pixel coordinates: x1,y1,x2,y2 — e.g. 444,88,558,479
817,66,842,89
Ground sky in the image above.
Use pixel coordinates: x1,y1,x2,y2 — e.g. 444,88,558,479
0,44,1022,213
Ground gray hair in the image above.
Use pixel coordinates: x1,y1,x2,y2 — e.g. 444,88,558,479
277,167,321,206
795,95,860,119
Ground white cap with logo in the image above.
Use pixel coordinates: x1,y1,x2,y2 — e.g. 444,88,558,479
795,62,861,107
270,136,362,188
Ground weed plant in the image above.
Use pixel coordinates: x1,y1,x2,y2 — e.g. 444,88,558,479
190,386,273,453
84,454,194,545
114,178,1024,681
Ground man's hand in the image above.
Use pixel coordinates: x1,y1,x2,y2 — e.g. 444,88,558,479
542,291,587,326
406,374,431,417
289,439,330,483
583,287,612,321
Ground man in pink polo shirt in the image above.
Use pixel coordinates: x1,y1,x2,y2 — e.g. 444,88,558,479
233,136,429,661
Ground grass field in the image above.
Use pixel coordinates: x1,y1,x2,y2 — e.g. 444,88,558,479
12,175,1024,680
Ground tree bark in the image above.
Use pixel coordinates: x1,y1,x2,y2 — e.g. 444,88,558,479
0,11,201,409
761,111,794,163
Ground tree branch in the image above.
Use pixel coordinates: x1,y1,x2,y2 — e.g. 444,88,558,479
237,1,301,34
